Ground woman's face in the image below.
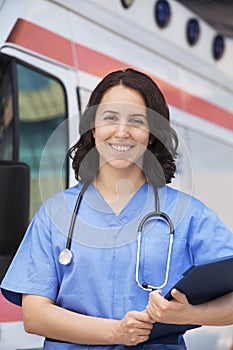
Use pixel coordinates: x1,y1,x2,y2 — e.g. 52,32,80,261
93,85,150,171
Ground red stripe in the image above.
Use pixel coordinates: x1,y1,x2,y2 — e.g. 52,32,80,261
6,18,233,131
0,291,22,322
7,18,74,66
73,43,128,77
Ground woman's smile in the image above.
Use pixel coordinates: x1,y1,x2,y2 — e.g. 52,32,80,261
109,142,134,153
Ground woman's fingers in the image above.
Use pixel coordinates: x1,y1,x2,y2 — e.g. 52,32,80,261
146,289,192,324
116,310,153,346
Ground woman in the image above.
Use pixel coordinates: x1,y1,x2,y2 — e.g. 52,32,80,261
1,68,233,349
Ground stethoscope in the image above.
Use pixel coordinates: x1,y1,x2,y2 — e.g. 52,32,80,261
58,183,174,291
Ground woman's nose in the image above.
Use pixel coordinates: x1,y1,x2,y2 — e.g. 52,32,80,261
114,121,130,138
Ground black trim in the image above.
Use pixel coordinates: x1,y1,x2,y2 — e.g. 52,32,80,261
11,57,19,161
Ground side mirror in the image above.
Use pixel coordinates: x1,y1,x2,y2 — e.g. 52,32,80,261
0,161,30,281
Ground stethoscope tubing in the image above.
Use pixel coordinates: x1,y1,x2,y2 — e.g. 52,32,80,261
58,183,88,265
138,211,174,234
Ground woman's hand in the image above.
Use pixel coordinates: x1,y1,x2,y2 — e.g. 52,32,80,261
146,289,194,325
114,310,154,346
147,289,233,327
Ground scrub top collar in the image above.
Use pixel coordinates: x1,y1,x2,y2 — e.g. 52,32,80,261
83,182,150,226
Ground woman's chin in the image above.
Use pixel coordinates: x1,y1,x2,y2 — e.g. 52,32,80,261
105,158,142,171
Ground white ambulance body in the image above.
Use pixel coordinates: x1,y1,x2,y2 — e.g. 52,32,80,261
0,1,232,349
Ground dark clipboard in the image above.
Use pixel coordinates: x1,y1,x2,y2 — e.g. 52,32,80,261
149,255,233,340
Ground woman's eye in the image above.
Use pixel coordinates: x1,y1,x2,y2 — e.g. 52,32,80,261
129,118,145,126
103,115,117,122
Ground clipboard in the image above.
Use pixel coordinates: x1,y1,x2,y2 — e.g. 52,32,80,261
149,254,233,340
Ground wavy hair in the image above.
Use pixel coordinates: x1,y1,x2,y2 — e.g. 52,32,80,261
68,68,178,187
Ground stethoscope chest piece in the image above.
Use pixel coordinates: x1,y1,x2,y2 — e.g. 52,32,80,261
59,248,73,265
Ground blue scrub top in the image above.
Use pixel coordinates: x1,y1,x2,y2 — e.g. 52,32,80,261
1,183,233,350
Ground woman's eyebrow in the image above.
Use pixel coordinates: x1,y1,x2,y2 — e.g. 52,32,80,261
100,111,147,119
130,113,147,119
102,110,119,115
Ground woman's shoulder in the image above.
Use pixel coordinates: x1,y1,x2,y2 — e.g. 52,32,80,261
164,185,231,233
36,183,82,218
163,185,206,210
45,183,81,202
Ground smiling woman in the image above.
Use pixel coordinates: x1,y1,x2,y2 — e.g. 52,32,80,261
1,68,233,350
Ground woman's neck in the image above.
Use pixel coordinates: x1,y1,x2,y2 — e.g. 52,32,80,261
93,166,146,215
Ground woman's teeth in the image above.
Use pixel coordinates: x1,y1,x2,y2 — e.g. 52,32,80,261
111,144,132,152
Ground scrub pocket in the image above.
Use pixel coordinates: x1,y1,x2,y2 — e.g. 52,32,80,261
142,229,188,289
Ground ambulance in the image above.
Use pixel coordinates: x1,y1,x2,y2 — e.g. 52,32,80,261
0,0,232,349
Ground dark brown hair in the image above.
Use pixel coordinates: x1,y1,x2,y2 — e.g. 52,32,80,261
68,68,178,187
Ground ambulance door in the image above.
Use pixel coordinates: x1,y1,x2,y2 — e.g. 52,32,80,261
0,48,80,280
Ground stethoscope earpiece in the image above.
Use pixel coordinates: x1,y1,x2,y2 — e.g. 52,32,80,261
59,248,73,265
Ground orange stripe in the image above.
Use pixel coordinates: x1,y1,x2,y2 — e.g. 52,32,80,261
6,18,233,131
0,291,22,322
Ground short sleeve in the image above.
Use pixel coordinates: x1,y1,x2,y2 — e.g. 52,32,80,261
1,204,59,306
190,204,233,264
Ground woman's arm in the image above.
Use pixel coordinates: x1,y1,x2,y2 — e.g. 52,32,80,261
146,289,233,326
22,294,153,346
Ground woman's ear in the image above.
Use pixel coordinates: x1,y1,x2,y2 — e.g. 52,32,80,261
92,128,95,138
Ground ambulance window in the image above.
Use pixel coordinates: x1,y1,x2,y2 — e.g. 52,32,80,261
0,58,14,160
155,0,171,28
17,64,68,217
